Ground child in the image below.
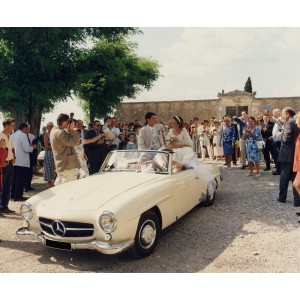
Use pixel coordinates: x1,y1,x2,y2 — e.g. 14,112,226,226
126,133,137,150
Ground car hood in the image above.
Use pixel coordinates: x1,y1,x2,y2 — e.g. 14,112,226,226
38,172,160,212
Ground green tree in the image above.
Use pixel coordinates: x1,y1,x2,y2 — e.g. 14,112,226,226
0,27,138,136
75,39,160,122
244,77,253,93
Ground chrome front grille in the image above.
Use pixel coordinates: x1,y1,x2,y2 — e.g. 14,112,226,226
39,217,94,238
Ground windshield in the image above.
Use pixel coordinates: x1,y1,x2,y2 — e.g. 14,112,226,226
101,150,170,174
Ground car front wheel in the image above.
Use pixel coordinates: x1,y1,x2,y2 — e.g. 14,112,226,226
127,211,160,259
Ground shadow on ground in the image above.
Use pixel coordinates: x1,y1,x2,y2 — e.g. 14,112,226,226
1,164,298,272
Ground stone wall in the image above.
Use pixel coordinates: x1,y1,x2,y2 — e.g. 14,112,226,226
115,99,221,123
255,97,300,115
115,96,300,123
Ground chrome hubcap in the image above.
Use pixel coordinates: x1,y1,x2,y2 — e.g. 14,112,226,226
140,220,156,249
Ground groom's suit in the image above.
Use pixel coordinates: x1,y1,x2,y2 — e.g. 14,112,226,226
138,125,162,150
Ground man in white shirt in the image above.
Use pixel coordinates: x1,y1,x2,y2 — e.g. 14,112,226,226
0,118,16,213
138,112,162,150
109,117,120,151
76,120,88,139
271,108,284,175
10,123,37,202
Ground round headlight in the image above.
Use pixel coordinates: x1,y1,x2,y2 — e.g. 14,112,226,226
20,203,33,221
99,211,117,233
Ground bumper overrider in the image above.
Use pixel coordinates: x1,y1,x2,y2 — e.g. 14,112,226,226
16,227,134,255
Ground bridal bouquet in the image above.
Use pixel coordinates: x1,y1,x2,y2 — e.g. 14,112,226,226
165,134,177,144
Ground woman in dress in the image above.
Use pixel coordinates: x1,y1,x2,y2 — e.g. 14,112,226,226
243,116,262,178
74,128,107,179
165,115,217,195
212,120,223,161
43,122,56,188
220,117,236,169
165,115,193,163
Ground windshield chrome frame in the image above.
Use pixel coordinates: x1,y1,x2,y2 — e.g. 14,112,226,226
100,150,173,175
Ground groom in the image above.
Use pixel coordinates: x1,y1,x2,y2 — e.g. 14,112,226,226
138,112,163,150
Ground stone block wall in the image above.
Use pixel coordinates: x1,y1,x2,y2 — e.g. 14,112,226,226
115,99,221,123
115,97,300,123
254,97,300,115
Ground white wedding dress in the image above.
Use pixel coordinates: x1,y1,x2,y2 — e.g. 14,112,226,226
165,128,217,195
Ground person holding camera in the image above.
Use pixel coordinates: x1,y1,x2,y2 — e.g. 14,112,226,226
50,113,80,184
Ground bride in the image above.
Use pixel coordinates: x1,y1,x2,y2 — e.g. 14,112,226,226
164,115,217,195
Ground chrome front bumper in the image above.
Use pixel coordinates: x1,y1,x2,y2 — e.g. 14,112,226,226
16,227,134,255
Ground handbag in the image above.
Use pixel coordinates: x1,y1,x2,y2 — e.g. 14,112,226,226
257,140,265,150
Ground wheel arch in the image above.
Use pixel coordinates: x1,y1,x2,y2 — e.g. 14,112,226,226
147,206,162,230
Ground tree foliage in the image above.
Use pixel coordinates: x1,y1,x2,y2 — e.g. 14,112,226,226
244,77,253,93
0,27,138,136
74,39,160,122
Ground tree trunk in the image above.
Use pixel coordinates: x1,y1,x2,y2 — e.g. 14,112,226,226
89,99,95,123
10,109,26,132
27,94,43,137
11,104,42,137
28,107,42,138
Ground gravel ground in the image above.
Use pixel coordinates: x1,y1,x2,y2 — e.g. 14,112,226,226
1,161,300,273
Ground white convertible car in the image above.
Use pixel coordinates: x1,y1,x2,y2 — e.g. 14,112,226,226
17,150,221,259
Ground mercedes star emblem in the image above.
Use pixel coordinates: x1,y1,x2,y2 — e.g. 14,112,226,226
51,220,66,237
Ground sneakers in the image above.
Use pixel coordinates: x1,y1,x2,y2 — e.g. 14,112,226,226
246,173,253,176
255,173,261,178
241,165,247,170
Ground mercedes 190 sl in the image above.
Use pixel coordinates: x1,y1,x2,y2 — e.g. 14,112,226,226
17,149,221,258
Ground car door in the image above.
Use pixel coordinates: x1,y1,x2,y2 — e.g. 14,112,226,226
172,169,201,218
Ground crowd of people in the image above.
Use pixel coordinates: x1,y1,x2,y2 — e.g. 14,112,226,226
1,106,300,222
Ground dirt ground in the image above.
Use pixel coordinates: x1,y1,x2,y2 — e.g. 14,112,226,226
1,162,300,273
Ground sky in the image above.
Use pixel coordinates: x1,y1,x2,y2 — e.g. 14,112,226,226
2,1,300,129
41,26,300,127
